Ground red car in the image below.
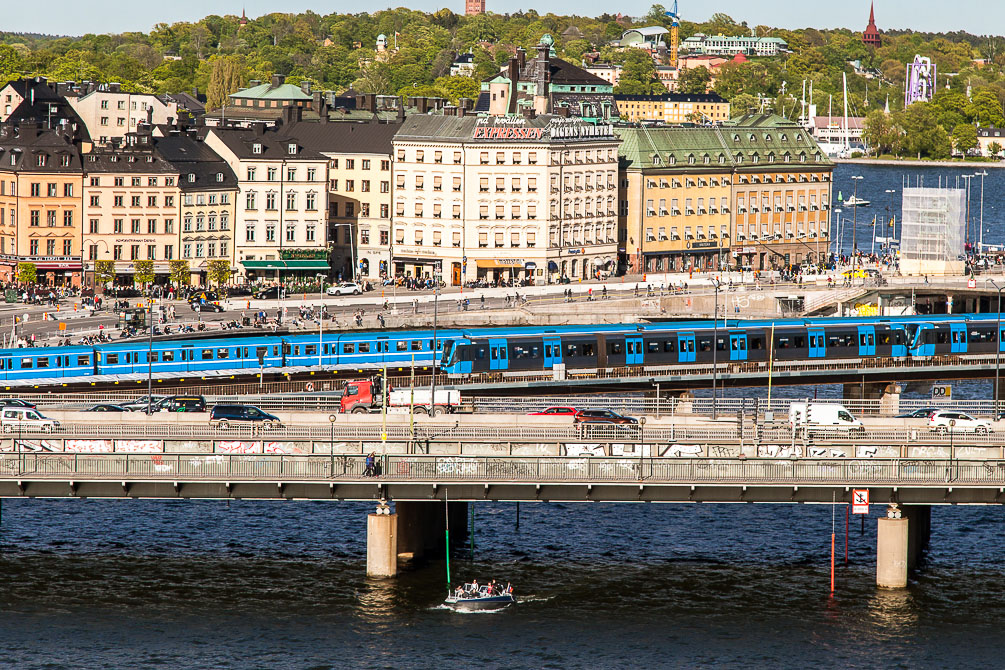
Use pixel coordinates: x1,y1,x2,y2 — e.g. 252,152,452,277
528,406,580,417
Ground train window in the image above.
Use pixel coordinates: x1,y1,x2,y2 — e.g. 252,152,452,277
202,349,213,360
566,344,579,357
243,348,249,357
359,343,370,353
20,357,32,368
292,346,300,356
343,344,355,354
792,336,803,348
738,339,746,350
272,346,279,356
664,341,675,352
106,354,118,364
218,349,229,359
77,355,90,366
583,343,595,356
937,332,948,344
411,341,422,351
699,339,711,352
868,334,874,345
475,348,486,360
396,341,407,351
306,345,317,356
776,338,789,349
732,339,739,350
513,346,528,359
647,342,660,353
610,342,622,355
686,340,694,352
544,345,552,357
149,352,159,362
751,338,762,350
36,357,49,368
716,338,726,351
163,351,175,362
530,346,540,358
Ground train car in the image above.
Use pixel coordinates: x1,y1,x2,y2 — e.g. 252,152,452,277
93,336,289,376
0,346,97,380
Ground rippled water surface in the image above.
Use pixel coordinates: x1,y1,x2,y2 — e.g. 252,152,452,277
2,498,1005,669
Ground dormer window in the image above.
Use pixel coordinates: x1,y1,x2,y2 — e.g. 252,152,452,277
252,143,263,154
733,134,739,142
764,134,771,141
780,134,787,141
216,173,224,182
36,155,46,167
287,143,297,155
188,173,196,182
60,155,71,167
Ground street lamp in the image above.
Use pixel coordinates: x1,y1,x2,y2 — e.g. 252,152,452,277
850,176,863,277
884,189,896,255
976,170,989,255
711,277,721,420
833,208,842,262
988,279,1004,418
639,416,646,478
429,265,439,413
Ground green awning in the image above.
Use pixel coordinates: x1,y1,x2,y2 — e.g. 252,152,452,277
241,260,330,270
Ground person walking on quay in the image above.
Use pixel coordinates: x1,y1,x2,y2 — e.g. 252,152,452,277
364,452,376,477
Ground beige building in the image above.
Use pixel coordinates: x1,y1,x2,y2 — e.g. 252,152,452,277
614,93,730,124
69,84,177,145
393,113,620,285
82,131,180,285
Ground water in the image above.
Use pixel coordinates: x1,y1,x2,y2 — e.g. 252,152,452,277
5,162,1005,668
832,162,1003,256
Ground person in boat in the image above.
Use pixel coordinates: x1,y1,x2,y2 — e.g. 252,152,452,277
486,582,493,596
454,585,465,598
469,579,478,595
506,582,512,595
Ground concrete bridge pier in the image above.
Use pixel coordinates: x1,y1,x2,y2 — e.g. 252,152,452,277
366,500,468,578
844,382,901,415
876,504,931,588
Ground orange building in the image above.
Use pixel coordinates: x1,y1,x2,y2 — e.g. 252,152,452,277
0,124,84,285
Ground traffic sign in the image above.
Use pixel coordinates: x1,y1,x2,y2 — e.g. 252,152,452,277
852,489,870,514
932,384,952,400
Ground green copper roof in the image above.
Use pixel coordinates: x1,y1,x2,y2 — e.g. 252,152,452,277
230,83,312,101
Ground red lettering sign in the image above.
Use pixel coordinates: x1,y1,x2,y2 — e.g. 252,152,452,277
472,126,543,141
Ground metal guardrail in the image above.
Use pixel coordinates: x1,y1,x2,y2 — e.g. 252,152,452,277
3,453,1005,486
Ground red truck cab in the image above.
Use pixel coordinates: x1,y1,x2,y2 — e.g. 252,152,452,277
340,378,382,413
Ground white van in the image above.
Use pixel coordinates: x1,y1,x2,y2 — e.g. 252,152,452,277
788,402,864,435
1,407,59,433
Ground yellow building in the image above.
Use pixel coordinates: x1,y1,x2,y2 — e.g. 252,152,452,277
614,93,730,124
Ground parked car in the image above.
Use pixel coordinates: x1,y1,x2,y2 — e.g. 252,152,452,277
573,409,639,425
159,395,207,412
209,404,281,429
788,402,865,434
191,300,224,313
327,282,362,296
929,410,992,434
253,286,284,300
0,407,59,432
528,406,580,417
0,399,36,409
896,407,940,419
85,403,127,412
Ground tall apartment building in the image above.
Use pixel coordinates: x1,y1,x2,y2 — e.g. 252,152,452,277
68,84,177,145
614,93,730,124
82,131,180,285
393,114,620,285
0,123,85,285
618,114,834,273
276,113,398,281
155,133,238,285
204,125,330,282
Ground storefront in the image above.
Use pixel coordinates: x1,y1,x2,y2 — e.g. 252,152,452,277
34,259,83,287
475,258,532,283
241,249,330,283
392,247,446,281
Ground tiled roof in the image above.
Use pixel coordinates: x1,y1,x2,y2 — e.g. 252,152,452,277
230,83,311,101
208,127,327,161
0,125,83,173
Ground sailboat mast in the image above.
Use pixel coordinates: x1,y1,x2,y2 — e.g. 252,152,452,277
444,491,452,596
843,73,850,151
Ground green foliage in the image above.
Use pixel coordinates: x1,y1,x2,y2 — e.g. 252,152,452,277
988,141,1003,158
94,260,116,286
133,260,155,287
677,66,712,94
952,123,978,154
15,263,35,285
169,260,191,286
207,259,231,287
614,49,658,95
206,55,248,110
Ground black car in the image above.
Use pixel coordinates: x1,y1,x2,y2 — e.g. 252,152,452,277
209,404,281,429
160,395,207,412
0,399,37,409
253,287,285,300
573,409,639,425
85,403,127,412
895,407,939,419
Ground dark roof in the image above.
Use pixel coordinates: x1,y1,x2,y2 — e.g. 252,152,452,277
208,127,327,161
613,92,727,103
454,53,474,64
154,135,237,191
474,92,491,113
522,55,610,87
81,136,178,174
0,124,83,173
275,120,399,155
164,91,206,113
396,114,618,143
2,78,90,143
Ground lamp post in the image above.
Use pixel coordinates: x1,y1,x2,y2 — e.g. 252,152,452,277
711,277,721,420
638,416,646,478
850,176,863,276
316,272,326,367
988,279,1003,418
976,170,988,256
429,264,439,413
884,189,896,255
961,174,975,253
833,207,842,262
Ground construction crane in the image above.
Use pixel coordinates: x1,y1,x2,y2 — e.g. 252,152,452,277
665,1,680,69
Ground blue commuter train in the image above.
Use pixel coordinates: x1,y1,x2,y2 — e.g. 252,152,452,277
0,314,998,384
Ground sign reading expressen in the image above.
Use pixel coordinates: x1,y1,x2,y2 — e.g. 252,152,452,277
472,126,545,140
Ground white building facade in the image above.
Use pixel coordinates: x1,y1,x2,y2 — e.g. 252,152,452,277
69,86,178,145
392,114,620,285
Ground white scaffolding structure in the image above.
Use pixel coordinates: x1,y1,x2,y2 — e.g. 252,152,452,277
899,186,965,276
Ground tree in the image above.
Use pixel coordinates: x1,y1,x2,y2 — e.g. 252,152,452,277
952,123,978,155
988,141,1003,159
729,93,759,117
169,260,191,286
207,260,231,287
966,89,1005,128
434,75,481,104
94,260,116,286
205,55,248,110
863,109,900,156
678,66,712,94
16,263,35,285
614,49,658,95
133,260,155,290
0,45,24,83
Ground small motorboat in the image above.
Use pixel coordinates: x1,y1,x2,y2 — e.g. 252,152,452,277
445,583,515,611
843,196,871,207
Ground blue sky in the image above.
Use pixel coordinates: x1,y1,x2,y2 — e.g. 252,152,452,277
3,1,997,38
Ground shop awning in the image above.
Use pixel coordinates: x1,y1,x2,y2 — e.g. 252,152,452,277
475,259,525,269
241,260,330,271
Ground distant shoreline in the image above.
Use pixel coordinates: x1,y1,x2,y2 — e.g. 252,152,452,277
836,158,1005,169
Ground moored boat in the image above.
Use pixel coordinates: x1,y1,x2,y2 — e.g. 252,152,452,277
445,583,515,611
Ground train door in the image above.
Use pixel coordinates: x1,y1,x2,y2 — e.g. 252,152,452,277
808,327,826,358
181,346,195,370
376,337,389,364
950,323,968,354
729,333,748,361
543,336,562,369
857,326,876,357
677,333,696,363
489,338,509,371
626,336,643,365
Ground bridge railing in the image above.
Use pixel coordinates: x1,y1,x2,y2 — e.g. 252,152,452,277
5,453,1005,486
